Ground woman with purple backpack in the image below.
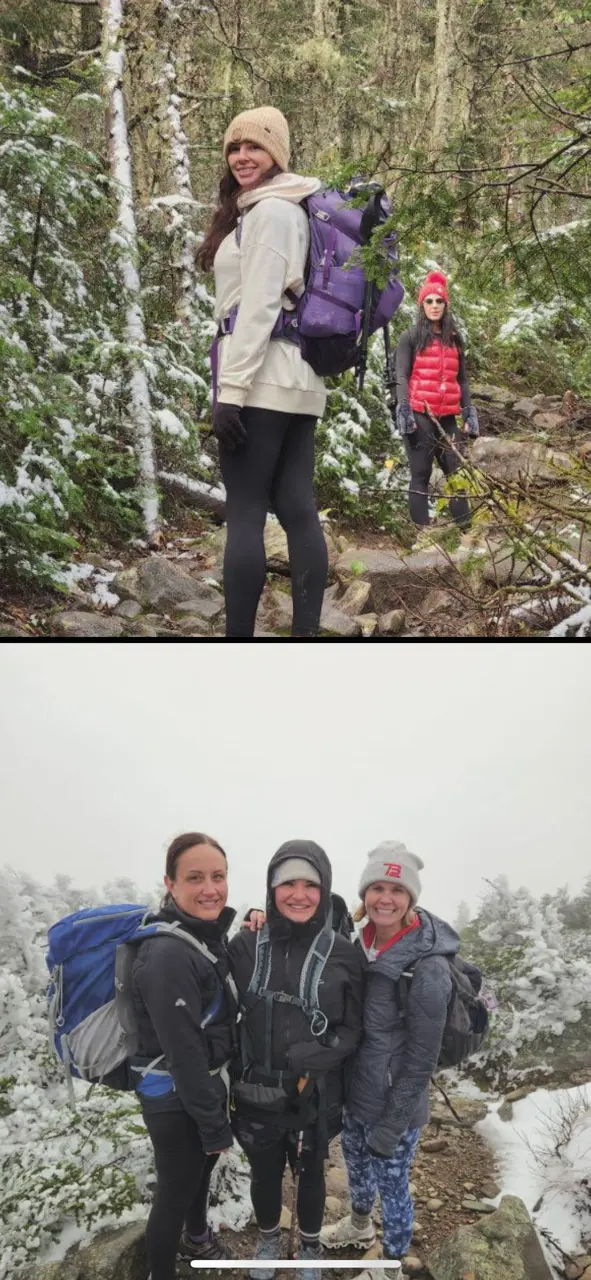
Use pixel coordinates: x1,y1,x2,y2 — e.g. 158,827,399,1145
197,107,329,639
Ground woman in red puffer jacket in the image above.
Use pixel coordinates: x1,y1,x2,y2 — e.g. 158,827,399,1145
394,271,479,531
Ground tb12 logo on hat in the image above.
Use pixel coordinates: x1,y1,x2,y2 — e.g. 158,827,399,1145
384,862,402,878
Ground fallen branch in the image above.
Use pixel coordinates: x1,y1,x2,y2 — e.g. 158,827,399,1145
158,470,226,520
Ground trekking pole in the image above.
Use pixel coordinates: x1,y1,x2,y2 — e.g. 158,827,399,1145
287,1075,310,1261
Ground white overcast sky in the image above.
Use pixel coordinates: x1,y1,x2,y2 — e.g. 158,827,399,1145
1,643,589,924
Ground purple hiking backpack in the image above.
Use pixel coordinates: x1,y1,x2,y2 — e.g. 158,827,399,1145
215,183,404,394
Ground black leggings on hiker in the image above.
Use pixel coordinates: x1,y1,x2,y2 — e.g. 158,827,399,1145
218,407,328,638
404,411,470,527
143,1108,219,1280
245,1132,326,1237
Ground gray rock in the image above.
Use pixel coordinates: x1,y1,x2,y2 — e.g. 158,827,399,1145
471,438,574,483
134,556,201,611
471,385,517,408
426,1198,444,1211
358,612,378,637
461,1198,497,1213
378,608,406,636
264,521,290,573
512,397,539,419
532,411,564,432
338,579,372,616
177,616,212,636
0,623,30,638
480,1180,502,1199
427,1194,553,1280
479,541,531,587
53,612,124,638
401,1258,424,1275
320,584,361,636
113,566,141,601
114,598,142,620
336,544,470,614
17,1221,147,1280
174,585,224,619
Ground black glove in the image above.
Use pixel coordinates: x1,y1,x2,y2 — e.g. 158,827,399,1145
395,401,417,436
213,402,247,451
462,406,480,438
367,1143,390,1160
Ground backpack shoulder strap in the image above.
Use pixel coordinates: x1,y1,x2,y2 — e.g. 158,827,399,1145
299,923,335,1036
246,922,272,999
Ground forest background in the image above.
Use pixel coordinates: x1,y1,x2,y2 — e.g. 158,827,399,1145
1,0,590,601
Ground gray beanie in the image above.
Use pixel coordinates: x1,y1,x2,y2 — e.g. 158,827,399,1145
358,840,424,905
271,857,321,889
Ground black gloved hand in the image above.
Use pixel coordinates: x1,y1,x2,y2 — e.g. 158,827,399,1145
213,402,247,451
462,406,480,438
395,401,417,436
367,1143,390,1160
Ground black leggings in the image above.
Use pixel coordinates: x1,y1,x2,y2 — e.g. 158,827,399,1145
245,1132,326,1236
143,1108,219,1280
404,411,470,527
219,407,329,638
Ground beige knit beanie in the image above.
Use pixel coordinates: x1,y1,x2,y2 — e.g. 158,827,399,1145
223,106,290,173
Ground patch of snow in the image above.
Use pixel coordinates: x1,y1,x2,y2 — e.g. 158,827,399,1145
477,1084,591,1264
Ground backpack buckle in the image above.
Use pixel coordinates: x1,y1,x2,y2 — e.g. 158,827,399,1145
310,1009,328,1037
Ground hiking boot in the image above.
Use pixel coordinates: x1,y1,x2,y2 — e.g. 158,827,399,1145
320,1213,376,1251
298,1238,322,1280
249,1228,282,1280
177,1228,231,1273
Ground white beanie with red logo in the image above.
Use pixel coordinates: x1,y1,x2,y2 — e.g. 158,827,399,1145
358,840,424,905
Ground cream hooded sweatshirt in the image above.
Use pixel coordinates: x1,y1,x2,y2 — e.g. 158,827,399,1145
213,172,327,417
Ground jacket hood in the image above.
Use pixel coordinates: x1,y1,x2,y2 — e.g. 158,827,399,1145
237,172,322,211
266,839,332,934
366,909,460,979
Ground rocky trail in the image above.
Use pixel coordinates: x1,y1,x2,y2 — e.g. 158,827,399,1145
1,386,590,641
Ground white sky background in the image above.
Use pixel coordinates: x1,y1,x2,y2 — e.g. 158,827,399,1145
0,643,589,924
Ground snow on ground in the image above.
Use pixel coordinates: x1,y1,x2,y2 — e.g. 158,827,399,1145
477,1084,591,1258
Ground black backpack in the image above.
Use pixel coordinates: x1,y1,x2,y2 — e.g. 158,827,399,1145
394,953,489,1069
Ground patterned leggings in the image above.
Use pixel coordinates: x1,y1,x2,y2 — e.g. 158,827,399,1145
341,1111,420,1259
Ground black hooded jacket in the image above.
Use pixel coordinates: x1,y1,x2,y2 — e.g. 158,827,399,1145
228,841,364,1131
131,898,237,1153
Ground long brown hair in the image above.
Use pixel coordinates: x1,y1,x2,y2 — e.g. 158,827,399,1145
196,162,283,272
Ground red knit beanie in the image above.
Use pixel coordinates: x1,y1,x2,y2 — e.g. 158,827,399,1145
418,270,449,306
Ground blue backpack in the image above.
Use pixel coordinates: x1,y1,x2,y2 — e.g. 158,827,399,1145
214,183,404,395
46,904,234,1105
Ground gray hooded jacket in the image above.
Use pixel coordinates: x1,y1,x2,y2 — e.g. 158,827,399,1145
347,910,459,1156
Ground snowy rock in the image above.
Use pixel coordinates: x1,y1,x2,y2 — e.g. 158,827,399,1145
471,438,574,483
53,611,124,638
427,1194,553,1280
16,1221,147,1280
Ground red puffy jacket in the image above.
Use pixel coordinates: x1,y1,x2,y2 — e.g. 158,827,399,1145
408,339,461,417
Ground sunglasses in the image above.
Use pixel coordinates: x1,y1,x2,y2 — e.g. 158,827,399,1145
424,297,445,305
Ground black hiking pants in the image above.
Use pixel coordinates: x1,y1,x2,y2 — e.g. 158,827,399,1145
143,1108,220,1280
218,407,329,638
404,411,470,527
241,1129,326,1236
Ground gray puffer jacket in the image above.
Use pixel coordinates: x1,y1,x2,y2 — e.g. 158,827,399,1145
347,910,459,1156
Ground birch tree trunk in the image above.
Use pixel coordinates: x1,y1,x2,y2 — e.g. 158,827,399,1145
431,0,459,159
100,0,160,541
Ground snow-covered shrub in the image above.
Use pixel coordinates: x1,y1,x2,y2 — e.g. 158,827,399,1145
461,877,591,1089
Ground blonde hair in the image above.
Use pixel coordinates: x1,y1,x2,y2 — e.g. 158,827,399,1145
353,898,417,929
